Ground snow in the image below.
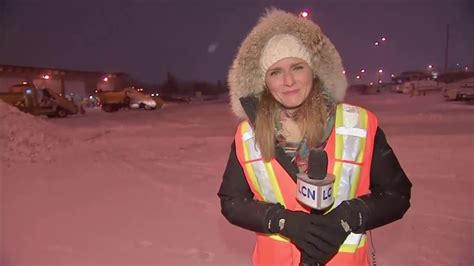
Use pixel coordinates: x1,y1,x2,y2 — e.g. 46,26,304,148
0,102,71,166
1,93,473,265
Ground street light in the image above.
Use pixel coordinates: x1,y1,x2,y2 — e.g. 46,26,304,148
381,37,386,41
377,69,383,83
356,75,361,79
299,11,309,18
43,74,50,80
360,69,366,73
103,77,108,82
374,41,379,46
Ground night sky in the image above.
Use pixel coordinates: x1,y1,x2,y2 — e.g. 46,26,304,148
1,0,473,85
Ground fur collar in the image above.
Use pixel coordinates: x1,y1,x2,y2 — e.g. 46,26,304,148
228,8,347,120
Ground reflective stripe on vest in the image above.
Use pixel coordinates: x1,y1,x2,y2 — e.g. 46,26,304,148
238,104,369,252
332,104,369,252
239,122,288,242
240,121,285,205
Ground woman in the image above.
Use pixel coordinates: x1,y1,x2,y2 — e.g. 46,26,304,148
218,9,411,266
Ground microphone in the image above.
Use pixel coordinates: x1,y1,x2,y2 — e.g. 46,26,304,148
296,149,335,266
296,149,335,211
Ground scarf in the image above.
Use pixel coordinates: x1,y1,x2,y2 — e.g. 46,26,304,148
274,92,336,173
275,109,310,173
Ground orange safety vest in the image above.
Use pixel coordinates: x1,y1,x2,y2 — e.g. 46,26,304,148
234,103,378,266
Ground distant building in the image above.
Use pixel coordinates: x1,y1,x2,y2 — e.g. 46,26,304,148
392,71,432,84
437,71,474,83
0,64,131,101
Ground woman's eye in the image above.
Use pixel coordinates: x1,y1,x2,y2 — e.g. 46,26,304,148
269,70,280,76
293,65,304,71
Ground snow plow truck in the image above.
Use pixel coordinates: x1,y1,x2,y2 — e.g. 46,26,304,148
96,87,161,112
0,83,79,118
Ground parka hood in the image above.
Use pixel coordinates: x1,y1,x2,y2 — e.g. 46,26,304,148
228,8,347,119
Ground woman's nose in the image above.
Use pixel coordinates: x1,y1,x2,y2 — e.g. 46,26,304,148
283,72,295,86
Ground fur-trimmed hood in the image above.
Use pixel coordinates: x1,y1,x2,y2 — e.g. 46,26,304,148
228,8,347,119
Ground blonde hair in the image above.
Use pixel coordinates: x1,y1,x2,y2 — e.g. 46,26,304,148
254,78,327,161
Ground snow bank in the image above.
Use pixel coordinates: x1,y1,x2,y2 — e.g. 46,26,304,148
0,100,71,166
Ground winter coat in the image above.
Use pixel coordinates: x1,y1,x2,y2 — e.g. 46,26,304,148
219,8,412,264
218,98,412,235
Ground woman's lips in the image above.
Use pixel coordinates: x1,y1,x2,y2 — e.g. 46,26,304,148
282,89,299,95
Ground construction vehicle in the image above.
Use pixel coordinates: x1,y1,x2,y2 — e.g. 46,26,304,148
0,83,79,118
443,77,474,101
394,79,441,95
96,87,159,112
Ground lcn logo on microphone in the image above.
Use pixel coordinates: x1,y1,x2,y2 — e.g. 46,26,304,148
296,173,335,210
299,185,332,200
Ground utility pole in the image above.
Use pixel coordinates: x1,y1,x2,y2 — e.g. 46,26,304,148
444,24,450,73
0,0,6,55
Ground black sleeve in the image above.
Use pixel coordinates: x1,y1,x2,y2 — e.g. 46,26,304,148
217,127,412,234
217,141,282,233
357,127,412,231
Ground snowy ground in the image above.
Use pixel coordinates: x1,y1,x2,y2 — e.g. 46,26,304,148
1,92,473,265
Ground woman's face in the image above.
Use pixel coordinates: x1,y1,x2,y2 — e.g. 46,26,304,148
265,57,313,109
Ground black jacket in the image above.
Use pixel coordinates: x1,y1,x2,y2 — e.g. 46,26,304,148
218,99,412,234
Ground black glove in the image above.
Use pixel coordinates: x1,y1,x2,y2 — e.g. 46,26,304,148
267,199,368,264
267,208,328,261
307,199,368,263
